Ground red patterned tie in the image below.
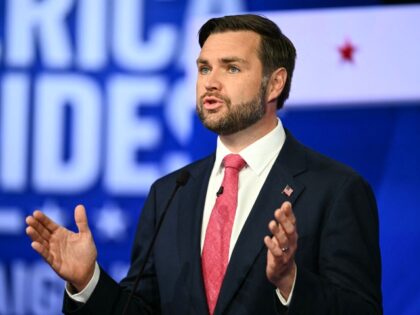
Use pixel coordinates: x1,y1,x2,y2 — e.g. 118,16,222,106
202,154,246,315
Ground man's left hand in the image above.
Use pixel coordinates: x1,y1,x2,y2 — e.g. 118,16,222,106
264,201,298,300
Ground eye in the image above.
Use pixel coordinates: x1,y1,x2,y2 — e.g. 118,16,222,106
199,66,210,75
228,65,240,73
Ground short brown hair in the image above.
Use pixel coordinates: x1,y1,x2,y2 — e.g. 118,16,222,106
198,14,296,110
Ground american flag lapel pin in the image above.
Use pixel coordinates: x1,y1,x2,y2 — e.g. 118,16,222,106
282,185,294,197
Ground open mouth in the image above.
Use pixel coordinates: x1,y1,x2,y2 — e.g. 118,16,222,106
202,96,224,110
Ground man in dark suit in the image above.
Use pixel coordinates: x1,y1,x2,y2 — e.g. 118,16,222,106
25,14,382,314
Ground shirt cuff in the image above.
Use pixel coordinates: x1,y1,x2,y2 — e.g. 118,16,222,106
65,262,100,303
275,266,297,306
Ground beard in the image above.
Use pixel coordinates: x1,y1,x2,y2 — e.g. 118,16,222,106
196,80,268,136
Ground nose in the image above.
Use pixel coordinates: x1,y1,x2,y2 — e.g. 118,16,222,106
204,71,222,91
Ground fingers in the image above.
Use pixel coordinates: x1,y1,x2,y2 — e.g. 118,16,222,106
75,204,90,234
264,234,287,261
26,225,49,249
276,202,296,229
31,241,57,268
25,213,53,242
274,202,298,244
33,210,60,233
25,211,60,267
265,202,298,287
267,220,291,259
265,201,298,256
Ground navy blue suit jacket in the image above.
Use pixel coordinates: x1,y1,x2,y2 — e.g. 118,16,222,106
63,131,382,314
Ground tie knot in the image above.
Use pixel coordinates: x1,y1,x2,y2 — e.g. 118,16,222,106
223,154,246,171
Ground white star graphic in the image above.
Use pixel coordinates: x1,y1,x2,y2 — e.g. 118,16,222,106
41,200,67,226
94,202,128,241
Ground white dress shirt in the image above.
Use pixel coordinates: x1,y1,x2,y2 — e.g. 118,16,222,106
200,119,285,258
68,118,295,306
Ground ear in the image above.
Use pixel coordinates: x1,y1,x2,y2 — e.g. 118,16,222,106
266,68,287,104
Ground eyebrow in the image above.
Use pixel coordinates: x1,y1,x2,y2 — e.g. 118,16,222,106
196,57,249,65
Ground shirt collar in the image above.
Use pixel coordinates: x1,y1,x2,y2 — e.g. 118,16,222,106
213,118,286,176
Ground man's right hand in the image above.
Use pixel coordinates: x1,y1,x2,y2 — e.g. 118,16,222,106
26,204,97,292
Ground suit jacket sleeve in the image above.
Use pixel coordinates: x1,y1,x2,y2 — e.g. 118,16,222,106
284,173,382,315
62,183,162,315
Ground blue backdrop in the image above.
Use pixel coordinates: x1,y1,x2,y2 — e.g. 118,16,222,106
0,1,419,314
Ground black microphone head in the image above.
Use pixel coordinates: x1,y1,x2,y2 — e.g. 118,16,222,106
176,170,190,186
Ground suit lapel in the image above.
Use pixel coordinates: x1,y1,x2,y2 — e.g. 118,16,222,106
214,131,307,315
177,155,215,314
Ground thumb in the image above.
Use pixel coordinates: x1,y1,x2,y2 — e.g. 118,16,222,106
74,204,90,234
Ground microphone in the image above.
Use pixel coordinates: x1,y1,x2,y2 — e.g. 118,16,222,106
216,186,224,197
122,170,190,315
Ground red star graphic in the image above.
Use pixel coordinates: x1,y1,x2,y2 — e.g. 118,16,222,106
338,40,357,63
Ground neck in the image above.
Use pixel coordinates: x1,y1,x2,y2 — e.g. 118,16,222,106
220,109,278,153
